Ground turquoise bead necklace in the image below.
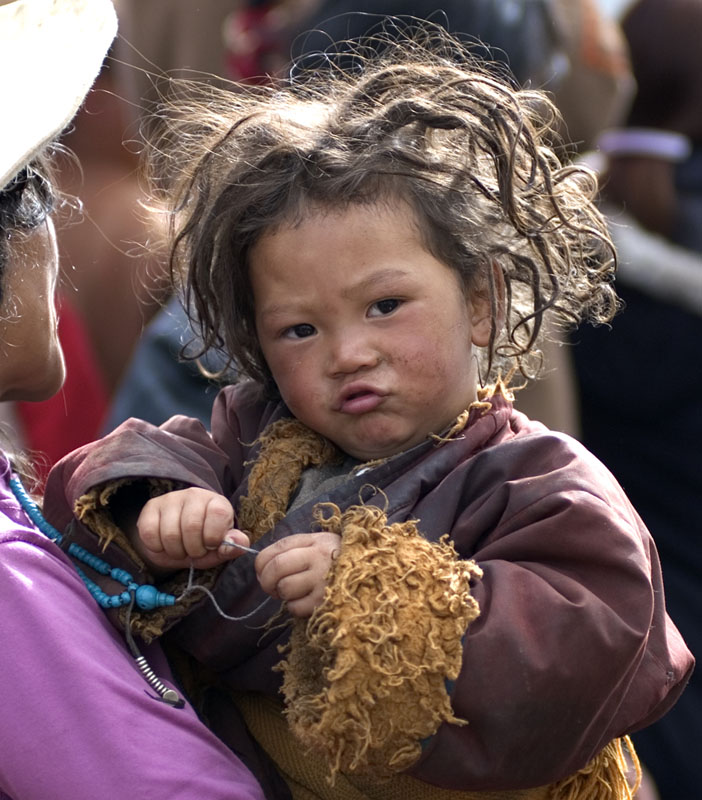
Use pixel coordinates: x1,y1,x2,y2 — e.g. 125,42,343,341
9,475,177,611
10,474,184,706
10,475,268,707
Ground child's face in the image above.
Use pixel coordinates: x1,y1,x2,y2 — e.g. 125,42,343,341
250,201,491,461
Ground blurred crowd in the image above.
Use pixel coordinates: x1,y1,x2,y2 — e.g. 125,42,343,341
1,2,698,798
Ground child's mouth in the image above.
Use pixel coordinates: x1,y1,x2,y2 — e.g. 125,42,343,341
339,389,384,415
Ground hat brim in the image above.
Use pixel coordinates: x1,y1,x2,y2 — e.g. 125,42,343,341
0,0,118,190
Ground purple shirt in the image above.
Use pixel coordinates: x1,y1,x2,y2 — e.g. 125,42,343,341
0,454,265,800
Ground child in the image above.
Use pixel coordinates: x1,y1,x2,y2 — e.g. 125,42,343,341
0,2,266,798
44,27,693,800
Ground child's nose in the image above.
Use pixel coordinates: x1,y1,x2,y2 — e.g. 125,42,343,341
327,332,380,376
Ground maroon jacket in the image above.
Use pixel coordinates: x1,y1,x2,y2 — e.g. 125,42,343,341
44,382,693,792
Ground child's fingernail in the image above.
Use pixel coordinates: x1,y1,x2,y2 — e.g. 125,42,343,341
220,538,257,555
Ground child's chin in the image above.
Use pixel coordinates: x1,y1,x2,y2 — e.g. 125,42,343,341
340,434,412,463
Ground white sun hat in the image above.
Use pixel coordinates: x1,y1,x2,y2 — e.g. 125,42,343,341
0,0,118,190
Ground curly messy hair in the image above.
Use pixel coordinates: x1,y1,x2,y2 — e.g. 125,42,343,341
149,23,617,395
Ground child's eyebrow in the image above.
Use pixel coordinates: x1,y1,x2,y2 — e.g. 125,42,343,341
340,268,412,299
257,268,413,321
257,302,293,321
257,267,416,319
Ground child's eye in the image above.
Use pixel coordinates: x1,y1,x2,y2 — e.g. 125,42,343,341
282,323,316,339
369,298,401,317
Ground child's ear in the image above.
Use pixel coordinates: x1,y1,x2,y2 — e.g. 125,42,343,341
469,261,505,348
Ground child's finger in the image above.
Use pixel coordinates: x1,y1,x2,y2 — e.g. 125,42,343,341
200,495,235,550
257,546,312,597
137,496,191,559
174,488,231,558
254,533,314,575
155,499,191,560
136,500,165,553
286,590,325,618
218,529,254,557
272,572,327,617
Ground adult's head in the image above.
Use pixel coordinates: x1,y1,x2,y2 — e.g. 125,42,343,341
0,0,117,402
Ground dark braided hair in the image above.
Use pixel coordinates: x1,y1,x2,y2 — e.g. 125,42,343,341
0,157,56,306
147,24,617,396
0,153,57,486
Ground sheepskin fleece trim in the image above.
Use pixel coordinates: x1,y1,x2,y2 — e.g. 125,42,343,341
276,502,483,781
238,418,340,543
74,477,220,641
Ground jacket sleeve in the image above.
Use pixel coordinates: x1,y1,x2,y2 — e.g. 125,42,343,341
44,412,233,533
41,385,281,638
407,432,693,791
43,382,279,535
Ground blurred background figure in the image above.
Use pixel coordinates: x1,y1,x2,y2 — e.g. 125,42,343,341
290,0,632,153
573,1,702,797
104,0,311,432
106,296,233,429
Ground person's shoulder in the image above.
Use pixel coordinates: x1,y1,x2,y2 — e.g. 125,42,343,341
0,463,53,549
505,410,612,475
210,380,294,469
215,381,288,431
489,414,639,517
0,502,67,563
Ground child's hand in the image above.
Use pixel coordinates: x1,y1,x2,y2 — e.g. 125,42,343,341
135,487,251,574
255,533,341,617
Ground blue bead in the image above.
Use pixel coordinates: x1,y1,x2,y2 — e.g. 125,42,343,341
135,585,159,610
69,544,111,574
110,568,134,586
135,585,177,610
10,476,63,543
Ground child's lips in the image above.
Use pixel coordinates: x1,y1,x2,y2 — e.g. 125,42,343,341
337,386,386,415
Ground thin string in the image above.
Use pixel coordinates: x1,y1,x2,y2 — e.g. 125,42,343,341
177,563,273,623
218,539,259,556
124,593,145,658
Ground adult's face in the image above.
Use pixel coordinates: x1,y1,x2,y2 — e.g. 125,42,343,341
0,216,65,402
